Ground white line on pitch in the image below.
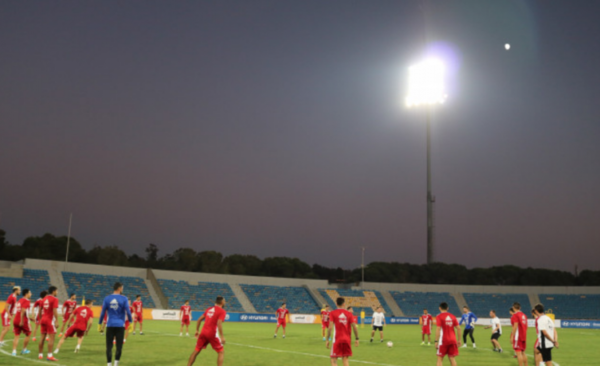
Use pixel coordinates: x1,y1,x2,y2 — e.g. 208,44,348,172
0,348,68,366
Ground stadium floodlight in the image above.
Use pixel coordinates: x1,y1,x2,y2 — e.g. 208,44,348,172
405,58,447,108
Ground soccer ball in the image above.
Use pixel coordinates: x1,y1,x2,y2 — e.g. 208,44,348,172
387,341,393,348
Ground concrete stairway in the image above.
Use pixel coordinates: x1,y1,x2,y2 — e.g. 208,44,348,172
381,290,404,317
229,283,257,313
452,292,468,310
47,265,68,301
305,286,328,308
528,292,541,308
146,269,168,309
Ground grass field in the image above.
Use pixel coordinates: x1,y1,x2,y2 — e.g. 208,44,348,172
1,320,598,366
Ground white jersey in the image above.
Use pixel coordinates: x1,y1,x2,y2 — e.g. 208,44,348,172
537,314,555,350
491,317,502,334
372,311,385,327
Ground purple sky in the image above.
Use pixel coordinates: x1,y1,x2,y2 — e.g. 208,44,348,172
1,1,599,271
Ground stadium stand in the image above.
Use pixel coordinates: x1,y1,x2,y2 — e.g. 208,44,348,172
0,269,50,300
391,291,460,317
539,294,600,319
158,279,244,312
319,289,394,316
463,293,531,318
241,284,320,314
62,272,155,308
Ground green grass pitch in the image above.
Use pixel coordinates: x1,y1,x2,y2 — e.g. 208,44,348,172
1,320,597,366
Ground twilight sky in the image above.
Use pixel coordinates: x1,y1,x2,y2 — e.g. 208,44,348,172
1,0,599,272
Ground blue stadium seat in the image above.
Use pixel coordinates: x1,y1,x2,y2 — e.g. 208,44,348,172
241,284,320,314
158,279,243,312
463,293,530,319
390,291,460,317
539,294,600,319
62,272,155,308
0,269,51,301
318,289,395,316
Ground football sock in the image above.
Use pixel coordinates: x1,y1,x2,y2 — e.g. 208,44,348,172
48,353,53,358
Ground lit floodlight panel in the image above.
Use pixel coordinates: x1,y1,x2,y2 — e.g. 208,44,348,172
405,58,447,107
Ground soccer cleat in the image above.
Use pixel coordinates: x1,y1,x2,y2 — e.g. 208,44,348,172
323,337,326,341
32,337,37,341
74,348,79,353
274,335,277,338
12,350,17,356
21,349,31,355
140,332,144,335
186,333,189,336
47,356,59,362
180,333,182,336
46,337,50,341
113,340,116,344
58,333,63,338
282,335,285,339
421,341,425,345
39,354,43,359
54,349,59,354
371,339,374,343
380,339,383,343
473,343,477,348
427,342,431,346
132,332,136,335
499,349,503,353
461,344,467,348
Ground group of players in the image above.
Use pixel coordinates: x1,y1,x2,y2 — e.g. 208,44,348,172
0,284,146,362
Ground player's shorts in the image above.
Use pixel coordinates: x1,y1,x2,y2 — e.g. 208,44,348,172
1,311,10,327
331,341,352,358
36,315,42,325
513,339,526,352
537,347,552,362
182,317,190,326
135,314,143,323
277,319,286,328
13,322,31,336
437,343,459,358
63,313,72,322
125,321,130,330
40,319,57,335
321,322,329,329
491,332,501,341
372,325,383,331
65,325,85,338
195,333,224,353
422,326,431,335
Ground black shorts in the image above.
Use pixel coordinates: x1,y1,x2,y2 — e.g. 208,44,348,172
537,347,552,362
372,325,383,331
491,332,501,340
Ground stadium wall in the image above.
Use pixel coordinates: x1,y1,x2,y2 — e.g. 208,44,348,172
356,282,600,295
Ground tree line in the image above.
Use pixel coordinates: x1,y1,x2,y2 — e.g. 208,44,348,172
1,229,598,286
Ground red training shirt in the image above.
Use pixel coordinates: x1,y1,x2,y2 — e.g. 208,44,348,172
14,298,31,326
329,309,355,344
181,305,191,318
436,312,459,346
276,308,289,320
200,306,226,337
72,306,94,331
132,300,143,314
62,300,77,316
4,293,17,315
321,310,330,323
41,295,59,322
511,311,528,342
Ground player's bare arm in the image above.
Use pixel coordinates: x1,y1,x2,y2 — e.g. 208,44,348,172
195,314,206,335
19,306,26,327
325,322,333,348
217,319,226,344
352,323,359,346
455,325,462,347
510,322,518,342
435,327,441,349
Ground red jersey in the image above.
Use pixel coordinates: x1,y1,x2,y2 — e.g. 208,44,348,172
72,306,93,331
132,300,143,314
511,311,528,342
33,298,43,319
329,309,355,344
276,308,289,320
436,312,459,346
181,305,191,318
62,300,77,316
13,298,31,326
421,314,433,327
200,306,226,337
41,295,59,322
5,293,17,315
321,310,330,323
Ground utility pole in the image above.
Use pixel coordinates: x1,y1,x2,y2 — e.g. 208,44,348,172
65,213,73,263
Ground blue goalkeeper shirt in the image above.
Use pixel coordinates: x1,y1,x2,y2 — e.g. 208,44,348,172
99,294,132,327
460,312,478,330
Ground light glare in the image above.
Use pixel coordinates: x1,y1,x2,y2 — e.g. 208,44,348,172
405,58,448,108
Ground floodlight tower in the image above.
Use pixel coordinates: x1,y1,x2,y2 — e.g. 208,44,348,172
405,58,447,265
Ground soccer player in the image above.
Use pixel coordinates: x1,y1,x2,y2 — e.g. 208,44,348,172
460,306,478,348
180,300,192,336
347,306,359,324
187,296,227,366
435,302,461,366
59,293,77,337
100,282,133,366
38,286,60,362
420,308,433,345
370,306,385,343
321,304,330,341
533,304,558,366
510,302,528,366
0,285,20,346
54,299,94,354
531,308,542,366
483,310,502,352
11,288,33,356
31,290,47,342
274,302,289,339
132,295,144,335
326,297,359,366
123,298,135,343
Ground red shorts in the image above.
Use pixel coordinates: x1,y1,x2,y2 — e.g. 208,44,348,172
13,322,31,336
65,325,85,338
322,322,329,329
422,326,431,335
277,320,286,328
182,317,190,326
1,311,10,327
331,341,352,358
135,314,143,323
125,321,130,329
63,313,72,322
437,343,459,358
40,319,57,335
513,339,526,352
36,315,42,325
195,333,224,353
